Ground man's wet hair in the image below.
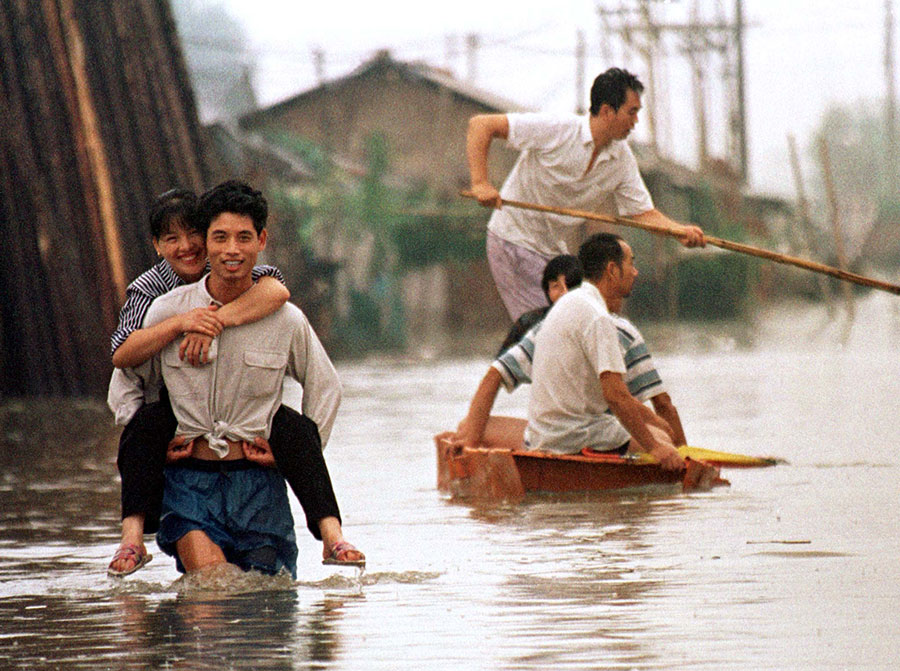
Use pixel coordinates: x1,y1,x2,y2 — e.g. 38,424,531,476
589,68,644,115
196,180,268,235
149,188,198,239
579,232,625,281
541,254,583,301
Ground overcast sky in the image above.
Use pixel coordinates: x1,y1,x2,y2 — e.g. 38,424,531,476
212,0,895,197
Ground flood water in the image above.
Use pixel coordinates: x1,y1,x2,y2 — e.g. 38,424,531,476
1,296,899,670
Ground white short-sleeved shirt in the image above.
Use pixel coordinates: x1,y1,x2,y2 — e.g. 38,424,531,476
524,281,629,453
487,113,654,257
491,314,665,404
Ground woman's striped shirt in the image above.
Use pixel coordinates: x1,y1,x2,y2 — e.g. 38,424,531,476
109,259,284,355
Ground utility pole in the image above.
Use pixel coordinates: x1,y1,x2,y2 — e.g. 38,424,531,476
596,0,750,179
642,40,661,154
576,30,586,114
598,3,661,152
787,134,833,309
312,47,325,85
734,0,748,181
444,34,458,71
683,0,710,167
465,33,480,83
819,137,856,323
691,59,709,166
885,0,898,196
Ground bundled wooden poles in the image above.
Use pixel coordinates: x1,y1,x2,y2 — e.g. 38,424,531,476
0,0,212,395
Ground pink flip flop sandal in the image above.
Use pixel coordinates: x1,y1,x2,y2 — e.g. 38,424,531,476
107,543,153,577
322,540,366,567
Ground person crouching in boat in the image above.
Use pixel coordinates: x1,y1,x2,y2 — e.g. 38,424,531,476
494,254,584,356
451,250,686,460
525,233,683,469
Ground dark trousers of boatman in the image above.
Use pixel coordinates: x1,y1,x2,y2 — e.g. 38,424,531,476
117,389,342,539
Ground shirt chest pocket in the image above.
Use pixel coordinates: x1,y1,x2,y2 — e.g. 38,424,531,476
161,348,209,400
239,350,288,400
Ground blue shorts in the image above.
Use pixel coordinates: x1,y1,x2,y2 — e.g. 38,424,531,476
157,459,298,578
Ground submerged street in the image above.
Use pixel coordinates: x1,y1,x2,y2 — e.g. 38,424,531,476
1,297,898,670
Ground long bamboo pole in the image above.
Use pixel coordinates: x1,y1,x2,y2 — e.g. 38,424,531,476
459,191,900,296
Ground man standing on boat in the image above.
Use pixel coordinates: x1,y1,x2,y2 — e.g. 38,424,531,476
466,67,704,321
525,232,684,470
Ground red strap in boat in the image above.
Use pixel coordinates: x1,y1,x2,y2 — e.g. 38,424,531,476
579,447,630,462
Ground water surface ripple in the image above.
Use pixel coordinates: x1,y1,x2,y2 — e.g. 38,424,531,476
1,300,898,670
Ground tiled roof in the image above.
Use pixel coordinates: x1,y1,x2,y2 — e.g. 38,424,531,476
240,49,528,127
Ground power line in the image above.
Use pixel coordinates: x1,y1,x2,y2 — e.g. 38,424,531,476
596,0,750,180
179,22,593,64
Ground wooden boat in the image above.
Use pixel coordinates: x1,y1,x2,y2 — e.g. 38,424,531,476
435,433,780,503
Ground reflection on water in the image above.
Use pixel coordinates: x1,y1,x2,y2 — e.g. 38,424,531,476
1,297,899,670
1,587,345,670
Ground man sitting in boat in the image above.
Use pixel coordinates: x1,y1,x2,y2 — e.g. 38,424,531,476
452,252,686,457
525,232,683,469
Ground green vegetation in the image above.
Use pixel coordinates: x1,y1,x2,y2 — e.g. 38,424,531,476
678,186,755,319
674,252,754,320
629,182,756,321
260,130,485,354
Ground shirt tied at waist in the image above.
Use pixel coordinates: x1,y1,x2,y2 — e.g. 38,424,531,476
206,419,233,458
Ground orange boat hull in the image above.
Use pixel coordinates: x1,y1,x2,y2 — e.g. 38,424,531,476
435,434,726,503
512,449,684,491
